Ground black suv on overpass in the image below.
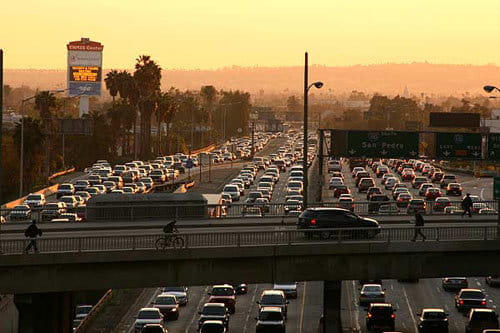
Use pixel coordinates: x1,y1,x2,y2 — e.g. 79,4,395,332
297,208,380,239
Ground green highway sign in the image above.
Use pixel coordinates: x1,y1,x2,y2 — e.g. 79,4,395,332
488,133,500,160
435,133,482,159
345,131,419,158
495,177,500,200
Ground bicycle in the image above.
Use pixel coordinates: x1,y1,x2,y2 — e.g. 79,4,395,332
155,226,185,250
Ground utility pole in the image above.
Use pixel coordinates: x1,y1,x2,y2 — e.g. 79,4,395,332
251,121,255,158
303,52,309,208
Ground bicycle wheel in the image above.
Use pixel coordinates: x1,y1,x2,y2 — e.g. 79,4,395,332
172,236,185,249
155,237,168,250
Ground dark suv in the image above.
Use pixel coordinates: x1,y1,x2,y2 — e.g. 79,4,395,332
417,308,449,333
455,289,487,312
365,303,396,332
465,308,499,333
297,208,380,238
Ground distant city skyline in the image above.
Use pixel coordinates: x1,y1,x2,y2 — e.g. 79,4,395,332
2,0,500,69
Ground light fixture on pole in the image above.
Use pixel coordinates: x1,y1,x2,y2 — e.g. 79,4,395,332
303,51,323,208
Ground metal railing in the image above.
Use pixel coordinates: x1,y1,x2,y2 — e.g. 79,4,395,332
2,225,499,255
1,200,498,222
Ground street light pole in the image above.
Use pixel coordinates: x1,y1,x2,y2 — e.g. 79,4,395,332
303,52,309,208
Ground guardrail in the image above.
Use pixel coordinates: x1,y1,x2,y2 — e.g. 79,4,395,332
1,226,499,255
1,200,498,222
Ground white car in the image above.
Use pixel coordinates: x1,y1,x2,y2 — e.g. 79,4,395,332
222,185,240,201
134,308,164,332
384,177,398,190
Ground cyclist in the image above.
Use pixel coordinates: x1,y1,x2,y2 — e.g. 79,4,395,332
163,220,178,234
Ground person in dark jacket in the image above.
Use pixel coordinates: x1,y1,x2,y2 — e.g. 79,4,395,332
411,212,426,241
461,193,473,218
24,220,42,254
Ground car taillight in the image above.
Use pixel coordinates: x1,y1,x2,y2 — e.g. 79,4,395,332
310,219,316,225
367,313,372,318
391,314,396,319
459,300,464,305
482,301,486,305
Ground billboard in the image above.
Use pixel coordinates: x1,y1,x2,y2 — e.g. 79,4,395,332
67,38,103,97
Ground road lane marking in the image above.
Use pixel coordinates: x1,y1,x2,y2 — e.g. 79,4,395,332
298,281,307,333
481,188,485,200
402,286,419,333
186,286,209,333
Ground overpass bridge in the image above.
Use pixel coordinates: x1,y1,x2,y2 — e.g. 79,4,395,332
1,225,499,294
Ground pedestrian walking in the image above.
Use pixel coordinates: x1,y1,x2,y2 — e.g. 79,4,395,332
461,193,473,218
24,220,42,254
411,212,426,241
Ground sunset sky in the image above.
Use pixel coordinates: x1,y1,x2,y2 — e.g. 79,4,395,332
2,0,499,69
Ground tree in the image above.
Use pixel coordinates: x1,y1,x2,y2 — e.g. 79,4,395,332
133,55,162,159
104,70,120,102
200,85,218,143
34,91,57,177
286,95,301,112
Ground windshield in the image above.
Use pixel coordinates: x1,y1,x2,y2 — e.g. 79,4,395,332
363,286,382,292
76,306,92,315
155,296,176,305
461,291,485,299
261,295,284,305
27,195,42,201
138,310,160,319
163,287,184,292
370,307,393,316
423,311,446,319
259,311,283,321
202,306,226,315
223,186,238,192
212,287,234,296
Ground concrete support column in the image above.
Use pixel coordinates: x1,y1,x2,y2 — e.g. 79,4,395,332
16,291,74,333
323,280,342,333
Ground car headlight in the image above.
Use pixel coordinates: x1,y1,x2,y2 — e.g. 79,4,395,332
171,308,177,312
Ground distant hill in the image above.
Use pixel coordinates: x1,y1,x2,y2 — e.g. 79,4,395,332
5,63,500,95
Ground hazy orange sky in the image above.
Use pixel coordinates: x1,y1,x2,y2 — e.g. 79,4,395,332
2,0,499,69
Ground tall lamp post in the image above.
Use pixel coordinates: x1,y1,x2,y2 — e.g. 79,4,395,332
19,89,65,197
303,52,323,207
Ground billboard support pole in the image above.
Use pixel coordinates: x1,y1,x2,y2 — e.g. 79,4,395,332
79,96,90,117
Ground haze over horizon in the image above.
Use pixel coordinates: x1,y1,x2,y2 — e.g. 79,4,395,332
3,0,500,70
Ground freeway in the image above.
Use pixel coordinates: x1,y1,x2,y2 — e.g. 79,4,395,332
118,282,324,333
322,158,498,333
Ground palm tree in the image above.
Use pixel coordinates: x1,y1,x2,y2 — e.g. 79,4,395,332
200,85,217,143
134,55,162,159
34,91,57,178
104,70,120,102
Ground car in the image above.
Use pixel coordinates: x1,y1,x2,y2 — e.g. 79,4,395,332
151,294,179,320
465,308,499,333
337,197,355,212
359,284,385,306
375,166,389,178
419,183,434,196
368,194,391,213
9,204,32,221
392,188,410,200
41,202,67,221
75,191,91,203
222,185,240,201
396,193,412,208
473,203,489,214
102,181,117,193
75,304,93,320
297,208,380,238
328,177,344,190
425,188,442,201
440,174,458,188
286,181,303,194
198,303,229,330
328,159,342,172
407,199,426,214
455,288,487,312
401,169,416,181
385,177,398,190
284,200,302,215
358,178,376,193
365,303,396,332
273,282,298,299
378,204,400,215
199,320,226,333
161,287,188,306
24,193,46,209
208,285,236,314
366,187,383,200
60,195,79,209
417,308,449,333
140,324,167,333
246,191,263,203
412,176,428,189
333,185,351,198
431,172,444,183
479,208,498,215
51,213,83,223
254,198,271,213
486,276,500,287
57,183,75,198
74,180,91,192
381,173,395,185
433,197,451,212
442,277,468,292
444,206,462,214
446,183,462,196
134,308,165,333
257,290,289,318
255,306,286,333
231,283,248,294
